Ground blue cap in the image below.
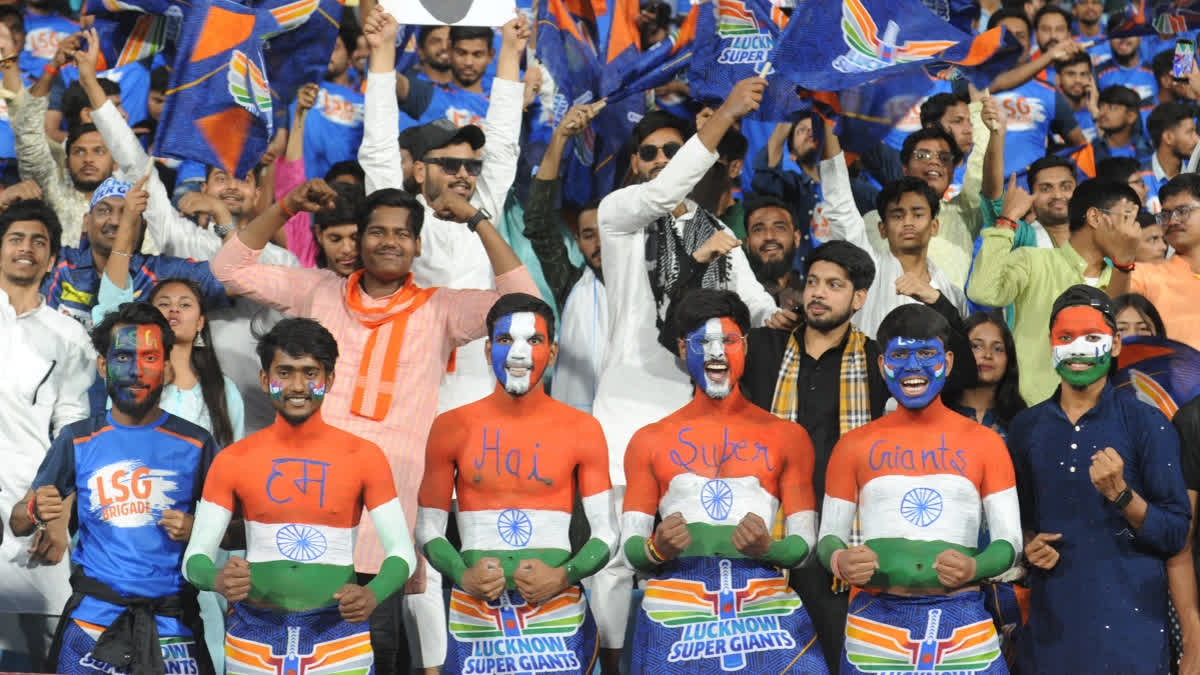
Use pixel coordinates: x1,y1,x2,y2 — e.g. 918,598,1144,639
90,177,130,211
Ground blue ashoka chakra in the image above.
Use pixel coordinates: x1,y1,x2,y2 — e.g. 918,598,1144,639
276,524,328,561
497,508,533,547
700,479,734,521
900,488,944,527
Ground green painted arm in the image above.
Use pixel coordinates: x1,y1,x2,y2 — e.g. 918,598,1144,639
971,540,1016,582
564,538,610,585
763,535,809,569
424,537,469,586
623,535,659,573
184,555,217,592
817,534,848,572
365,557,411,605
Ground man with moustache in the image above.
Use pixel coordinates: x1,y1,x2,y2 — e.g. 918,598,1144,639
416,293,616,674
589,77,786,672
9,302,220,675
1097,36,1158,103
741,240,889,671
522,103,607,413
1142,102,1199,214
415,26,451,86
743,195,803,310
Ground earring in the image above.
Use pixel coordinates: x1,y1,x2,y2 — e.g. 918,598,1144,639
193,333,206,348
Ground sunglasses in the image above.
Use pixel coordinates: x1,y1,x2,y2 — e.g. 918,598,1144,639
912,149,956,165
423,157,483,177
637,142,682,162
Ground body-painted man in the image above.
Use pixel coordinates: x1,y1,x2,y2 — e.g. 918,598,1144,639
8,302,218,675
415,293,617,675
183,318,416,675
818,304,1021,674
621,289,828,674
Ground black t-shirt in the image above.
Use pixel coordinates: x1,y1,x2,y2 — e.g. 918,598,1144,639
1171,396,1200,589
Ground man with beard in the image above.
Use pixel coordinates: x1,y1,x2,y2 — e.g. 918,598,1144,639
819,304,1020,675
0,198,94,671
743,195,803,309
589,79,785,673
9,302,220,675
1053,51,1099,144
41,177,229,333
1091,85,1152,163
621,289,829,674
184,318,415,675
416,293,617,675
1070,0,1110,65
1097,37,1158,103
522,103,607,413
360,6,528,415
1010,286,1188,672
1143,102,1199,214
415,26,451,86
740,240,888,671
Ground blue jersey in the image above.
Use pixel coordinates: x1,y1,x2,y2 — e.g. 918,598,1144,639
20,12,77,82
42,240,229,331
882,79,953,151
58,61,152,130
400,71,490,129
1097,63,1158,104
994,79,1078,176
298,81,364,180
33,411,218,635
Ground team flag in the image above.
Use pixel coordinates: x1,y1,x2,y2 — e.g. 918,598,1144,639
770,0,1013,91
1106,0,1200,37
1114,336,1200,420
688,0,809,122
81,0,181,70
600,2,696,102
395,24,421,74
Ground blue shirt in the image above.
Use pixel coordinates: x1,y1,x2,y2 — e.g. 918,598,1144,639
993,79,1079,177
41,239,229,331
57,61,152,130
33,411,219,635
1097,63,1159,105
1009,385,1189,674
297,81,364,181
20,11,76,82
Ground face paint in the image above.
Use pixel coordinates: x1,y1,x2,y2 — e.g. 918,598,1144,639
684,317,746,399
106,324,166,416
882,336,947,409
1051,305,1114,388
307,379,327,402
490,312,552,395
268,379,284,400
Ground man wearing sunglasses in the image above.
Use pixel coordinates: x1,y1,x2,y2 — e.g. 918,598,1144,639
589,75,788,673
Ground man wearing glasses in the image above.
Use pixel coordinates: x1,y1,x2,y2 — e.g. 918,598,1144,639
589,76,786,673
620,289,828,674
1109,173,1200,349
968,178,1144,404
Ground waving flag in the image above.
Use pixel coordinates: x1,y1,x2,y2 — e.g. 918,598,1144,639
600,3,697,102
771,0,1013,90
259,0,345,126
1114,336,1200,420
82,0,183,69
687,0,808,122
1107,0,1200,38
395,24,421,74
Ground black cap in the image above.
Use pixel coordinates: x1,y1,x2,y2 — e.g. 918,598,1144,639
1050,284,1116,330
397,125,424,155
409,118,485,161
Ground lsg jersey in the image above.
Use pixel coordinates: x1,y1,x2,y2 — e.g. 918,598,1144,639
994,79,1061,177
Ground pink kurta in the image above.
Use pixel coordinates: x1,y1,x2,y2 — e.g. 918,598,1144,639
274,156,318,268
212,236,539,572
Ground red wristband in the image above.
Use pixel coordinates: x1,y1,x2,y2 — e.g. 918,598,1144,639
995,216,1019,231
43,63,60,77
830,548,846,582
279,199,296,219
645,536,666,564
1111,259,1135,273
27,496,37,524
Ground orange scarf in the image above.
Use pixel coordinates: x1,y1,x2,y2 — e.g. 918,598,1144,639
344,271,437,421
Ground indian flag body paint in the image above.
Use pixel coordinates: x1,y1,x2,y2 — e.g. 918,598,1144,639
683,317,746,399
490,312,552,395
1050,306,1115,387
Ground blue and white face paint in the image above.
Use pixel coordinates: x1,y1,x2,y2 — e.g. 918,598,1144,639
489,311,552,396
684,317,746,400
882,336,947,409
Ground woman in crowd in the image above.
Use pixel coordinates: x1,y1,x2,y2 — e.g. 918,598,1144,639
948,310,1026,437
1114,293,1166,339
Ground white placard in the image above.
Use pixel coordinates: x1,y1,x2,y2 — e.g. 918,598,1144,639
380,0,517,27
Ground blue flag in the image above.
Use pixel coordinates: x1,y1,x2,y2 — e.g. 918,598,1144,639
600,3,696,102
1107,1,1200,37
1114,336,1200,420
258,0,344,116
687,0,808,122
395,24,420,74
82,0,182,69
770,0,1013,90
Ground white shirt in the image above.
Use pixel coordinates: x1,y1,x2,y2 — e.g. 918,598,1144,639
552,267,608,414
594,135,777,485
821,151,967,338
0,289,94,613
90,100,299,432
359,70,525,413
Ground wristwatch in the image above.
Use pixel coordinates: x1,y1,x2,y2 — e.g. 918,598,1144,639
1109,487,1134,511
213,221,236,239
466,207,491,233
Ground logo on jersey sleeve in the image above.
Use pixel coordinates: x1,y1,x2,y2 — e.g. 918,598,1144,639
318,90,363,127
87,460,182,527
995,93,1047,132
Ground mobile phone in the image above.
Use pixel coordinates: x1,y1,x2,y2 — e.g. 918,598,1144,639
1174,39,1195,79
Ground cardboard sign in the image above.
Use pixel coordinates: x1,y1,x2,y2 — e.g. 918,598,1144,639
380,0,517,26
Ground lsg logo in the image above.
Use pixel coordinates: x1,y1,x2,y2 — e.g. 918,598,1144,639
87,460,182,527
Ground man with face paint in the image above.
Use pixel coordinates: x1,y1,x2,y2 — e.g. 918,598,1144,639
415,293,617,674
620,289,828,674
1008,285,1190,673
9,302,220,675
183,318,416,675
818,304,1020,674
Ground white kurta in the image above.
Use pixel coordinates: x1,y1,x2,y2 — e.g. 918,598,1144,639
551,267,608,414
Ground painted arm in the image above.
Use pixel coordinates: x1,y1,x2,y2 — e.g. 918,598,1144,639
563,418,616,584
362,444,415,604
619,430,662,573
767,428,817,568
183,452,236,589
415,413,470,586
816,439,857,570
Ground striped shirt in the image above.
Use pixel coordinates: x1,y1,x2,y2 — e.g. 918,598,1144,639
211,236,538,573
